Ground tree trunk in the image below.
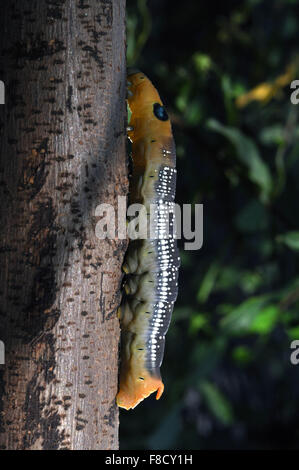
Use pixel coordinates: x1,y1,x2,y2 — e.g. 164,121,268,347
0,0,127,450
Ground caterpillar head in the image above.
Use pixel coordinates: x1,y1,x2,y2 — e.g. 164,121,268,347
127,72,171,143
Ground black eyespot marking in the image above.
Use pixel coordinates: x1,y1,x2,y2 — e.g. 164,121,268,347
153,103,169,121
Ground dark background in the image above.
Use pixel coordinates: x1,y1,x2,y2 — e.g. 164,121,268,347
121,0,299,449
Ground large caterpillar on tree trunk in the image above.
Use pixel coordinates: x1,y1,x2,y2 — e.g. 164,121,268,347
116,71,180,410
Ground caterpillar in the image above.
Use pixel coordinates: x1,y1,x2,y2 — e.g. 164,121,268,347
116,71,180,410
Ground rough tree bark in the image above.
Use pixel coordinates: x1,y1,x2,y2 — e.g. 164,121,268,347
0,0,127,450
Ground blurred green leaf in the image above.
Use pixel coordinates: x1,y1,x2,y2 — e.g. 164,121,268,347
126,14,138,66
276,231,299,251
287,325,299,340
126,0,151,66
199,381,234,426
193,52,212,74
197,262,220,303
220,295,271,335
185,100,202,125
250,305,280,334
217,303,237,315
260,125,284,146
240,271,263,294
216,266,240,290
221,75,237,124
175,82,191,112
189,313,208,334
207,119,273,203
232,345,253,364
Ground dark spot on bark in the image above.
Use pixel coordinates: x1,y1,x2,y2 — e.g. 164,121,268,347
47,8,63,19
81,45,103,69
37,138,49,154
23,332,64,449
6,79,24,108
8,36,66,62
76,416,88,424
51,109,64,116
22,200,60,342
78,0,90,9
66,85,73,113
76,425,85,431
95,0,113,27
103,402,117,427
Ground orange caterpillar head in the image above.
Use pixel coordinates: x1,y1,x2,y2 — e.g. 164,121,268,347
127,71,172,143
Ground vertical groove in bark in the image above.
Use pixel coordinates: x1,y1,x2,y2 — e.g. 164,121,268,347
0,0,127,450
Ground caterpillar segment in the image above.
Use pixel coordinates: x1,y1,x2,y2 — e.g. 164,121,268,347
117,72,180,410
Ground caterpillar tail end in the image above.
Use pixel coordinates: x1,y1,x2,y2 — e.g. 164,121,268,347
116,375,164,410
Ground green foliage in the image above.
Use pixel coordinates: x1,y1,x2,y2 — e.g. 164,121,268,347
197,262,221,304
207,119,273,203
250,305,280,334
277,231,299,251
199,381,234,426
232,345,253,364
122,0,299,450
220,295,272,335
127,0,151,67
